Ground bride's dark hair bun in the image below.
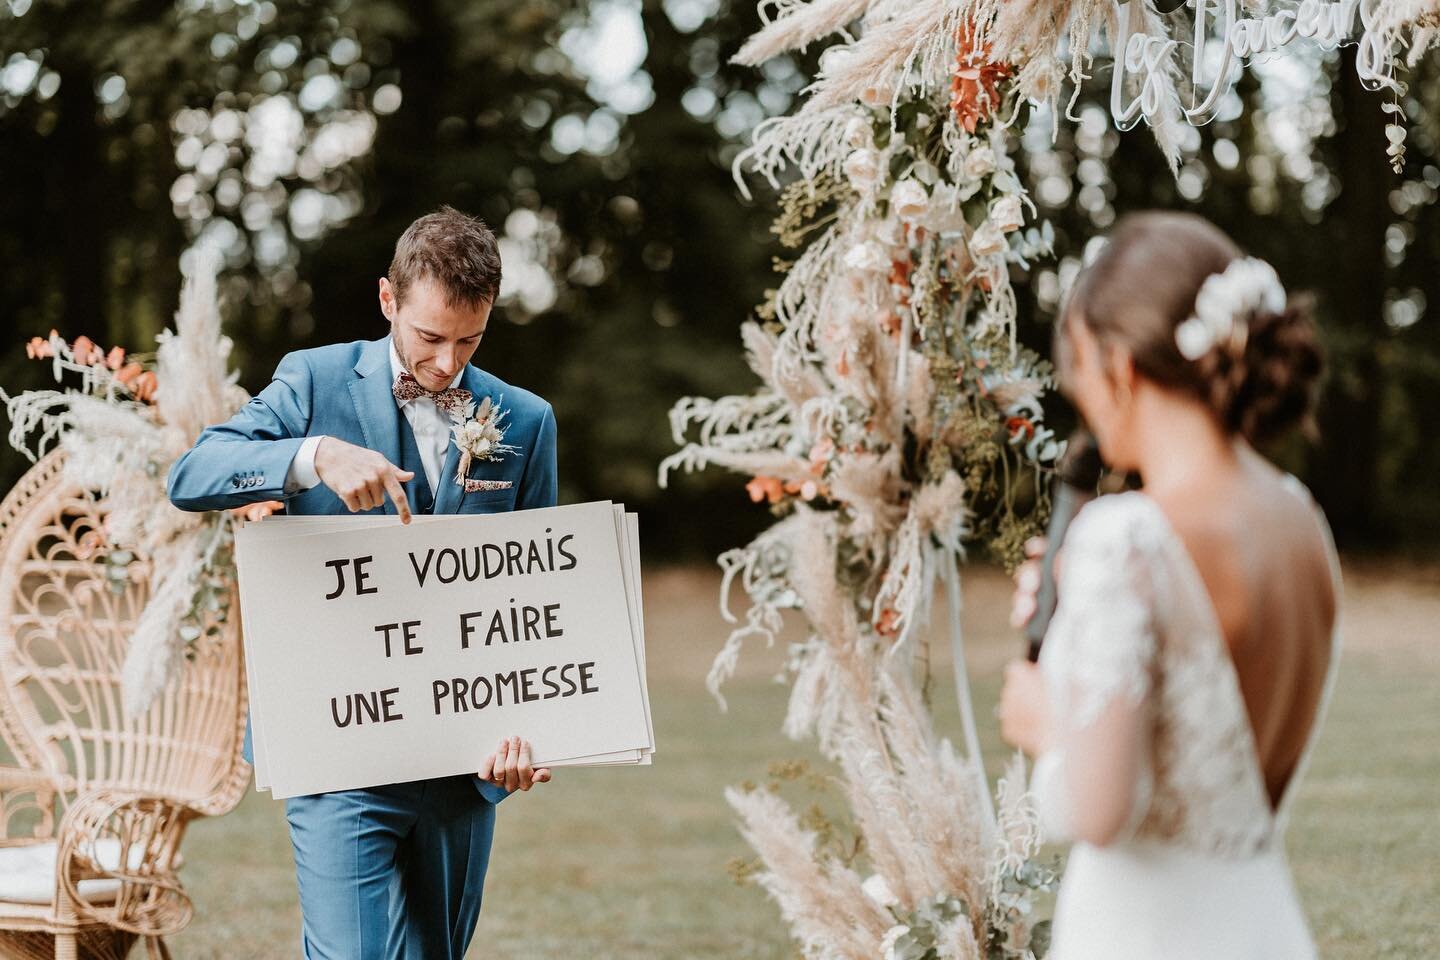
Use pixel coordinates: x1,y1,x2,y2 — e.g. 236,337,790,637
1199,294,1323,445
1061,211,1324,445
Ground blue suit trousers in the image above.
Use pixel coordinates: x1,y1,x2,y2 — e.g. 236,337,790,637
285,776,497,960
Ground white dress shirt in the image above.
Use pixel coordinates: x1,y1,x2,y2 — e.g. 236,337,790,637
284,341,463,497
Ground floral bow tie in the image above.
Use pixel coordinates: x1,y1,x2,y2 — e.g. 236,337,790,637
391,371,472,416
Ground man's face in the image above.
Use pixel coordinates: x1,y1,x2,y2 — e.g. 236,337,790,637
379,275,491,392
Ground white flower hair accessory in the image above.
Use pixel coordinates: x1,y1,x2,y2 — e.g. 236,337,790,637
1175,257,1287,362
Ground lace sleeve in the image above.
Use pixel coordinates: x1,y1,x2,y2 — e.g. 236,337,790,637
1041,494,1158,728
1034,494,1158,846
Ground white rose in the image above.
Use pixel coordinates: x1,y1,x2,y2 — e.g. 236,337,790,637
923,182,965,233
819,45,854,78
844,240,891,273
991,194,1025,233
889,179,930,224
862,873,900,908
964,147,997,180
969,219,1008,258
843,148,882,192
844,115,872,148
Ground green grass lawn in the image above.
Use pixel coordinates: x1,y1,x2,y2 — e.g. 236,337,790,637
163,562,1439,959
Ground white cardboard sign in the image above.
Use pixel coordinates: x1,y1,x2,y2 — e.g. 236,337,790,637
234,501,653,799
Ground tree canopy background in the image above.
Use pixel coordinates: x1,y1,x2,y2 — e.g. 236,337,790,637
1,0,1436,558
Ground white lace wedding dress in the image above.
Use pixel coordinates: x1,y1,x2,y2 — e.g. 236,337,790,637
1032,482,1341,959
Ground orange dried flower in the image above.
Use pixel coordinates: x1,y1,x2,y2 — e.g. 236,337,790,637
746,475,785,505
131,370,159,403
70,336,104,365
876,607,901,638
105,345,126,370
889,259,913,307
951,22,1012,134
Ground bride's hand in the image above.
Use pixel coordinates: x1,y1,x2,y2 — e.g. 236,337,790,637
1009,536,1056,628
478,736,552,792
999,660,1055,757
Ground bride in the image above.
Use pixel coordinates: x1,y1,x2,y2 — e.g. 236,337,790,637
1000,211,1339,959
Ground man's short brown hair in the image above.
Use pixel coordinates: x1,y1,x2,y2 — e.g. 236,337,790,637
388,205,503,309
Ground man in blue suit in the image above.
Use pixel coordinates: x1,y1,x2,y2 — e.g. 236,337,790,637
167,206,554,960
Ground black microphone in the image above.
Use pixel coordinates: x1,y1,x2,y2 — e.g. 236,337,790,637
1026,431,1106,662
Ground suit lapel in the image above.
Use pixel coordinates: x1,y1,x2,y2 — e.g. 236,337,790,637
348,337,403,516
432,364,494,515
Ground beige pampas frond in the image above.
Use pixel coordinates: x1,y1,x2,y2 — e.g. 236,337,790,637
741,320,780,383
155,252,247,444
834,725,941,908
784,641,841,740
877,674,993,911
871,473,967,646
733,0,877,67
985,0,1077,71
911,470,970,550
873,511,927,642
803,0,968,113
787,507,864,651
727,785,894,959
740,320,834,415
827,449,907,537
120,522,228,716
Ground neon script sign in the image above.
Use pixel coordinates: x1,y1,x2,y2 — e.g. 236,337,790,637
1111,0,1394,131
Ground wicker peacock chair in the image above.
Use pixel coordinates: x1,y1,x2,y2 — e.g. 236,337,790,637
0,450,250,960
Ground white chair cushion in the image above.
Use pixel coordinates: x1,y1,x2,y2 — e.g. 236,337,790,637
0,838,145,904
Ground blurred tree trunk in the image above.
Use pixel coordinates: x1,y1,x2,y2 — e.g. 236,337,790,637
1309,48,1390,547
48,56,109,339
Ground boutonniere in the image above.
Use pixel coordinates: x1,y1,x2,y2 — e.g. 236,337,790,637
448,396,520,491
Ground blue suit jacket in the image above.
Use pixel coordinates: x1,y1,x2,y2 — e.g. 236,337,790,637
167,335,558,803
